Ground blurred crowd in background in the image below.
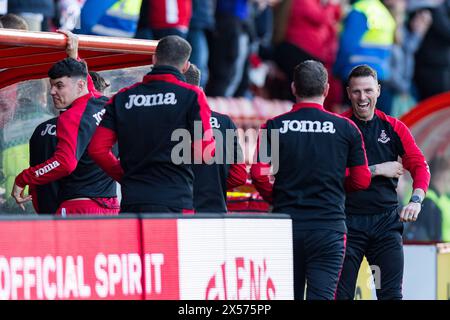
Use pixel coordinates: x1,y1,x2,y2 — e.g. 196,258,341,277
1,0,449,115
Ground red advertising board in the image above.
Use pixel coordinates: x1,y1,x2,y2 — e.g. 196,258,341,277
141,219,180,299
0,218,143,300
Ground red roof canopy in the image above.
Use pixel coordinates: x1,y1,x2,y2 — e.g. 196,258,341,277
0,29,158,89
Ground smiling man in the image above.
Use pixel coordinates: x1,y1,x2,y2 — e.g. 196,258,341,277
337,65,430,300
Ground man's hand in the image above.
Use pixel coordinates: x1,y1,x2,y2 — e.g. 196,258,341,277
399,202,421,222
374,161,404,178
11,183,32,211
57,29,79,59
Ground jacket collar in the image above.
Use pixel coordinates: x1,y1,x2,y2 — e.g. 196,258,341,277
291,102,324,112
143,65,186,82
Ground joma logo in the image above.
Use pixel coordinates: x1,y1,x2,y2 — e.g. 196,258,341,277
34,161,60,177
279,120,336,134
125,93,177,109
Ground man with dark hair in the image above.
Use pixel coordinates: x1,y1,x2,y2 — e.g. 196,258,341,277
0,13,29,30
12,54,119,215
336,64,430,300
251,60,371,300
154,35,192,67
185,64,247,213
28,71,111,214
89,35,215,213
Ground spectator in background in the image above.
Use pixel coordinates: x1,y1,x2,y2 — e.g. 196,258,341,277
136,0,191,40
274,0,342,108
187,0,216,89
414,0,450,100
206,0,250,97
0,12,33,213
79,0,142,37
185,64,247,213
334,0,396,113
55,0,85,32
238,0,280,99
7,0,55,31
404,156,450,242
383,0,432,117
0,13,29,29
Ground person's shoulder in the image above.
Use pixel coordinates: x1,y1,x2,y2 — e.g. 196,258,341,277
211,111,236,128
375,109,409,131
38,116,58,127
31,117,58,137
321,108,358,129
113,80,146,97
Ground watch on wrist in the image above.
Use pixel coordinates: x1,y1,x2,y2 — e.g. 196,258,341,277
410,195,423,204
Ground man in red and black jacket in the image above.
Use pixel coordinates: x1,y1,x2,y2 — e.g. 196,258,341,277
184,64,247,213
28,71,112,214
251,60,371,300
12,58,119,215
336,65,430,300
88,36,215,213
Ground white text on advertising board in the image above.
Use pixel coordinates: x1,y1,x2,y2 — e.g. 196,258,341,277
0,253,164,299
205,257,275,300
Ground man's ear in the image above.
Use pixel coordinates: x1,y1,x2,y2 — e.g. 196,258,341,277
323,83,330,98
152,55,157,65
181,60,191,74
291,82,296,97
78,79,86,92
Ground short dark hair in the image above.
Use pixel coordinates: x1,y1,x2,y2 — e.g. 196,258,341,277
184,63,201,86
293,60,328,98
48,58,88,80
347,65,378,84
0,14,29,30
89,71,110,93
155,35,191,69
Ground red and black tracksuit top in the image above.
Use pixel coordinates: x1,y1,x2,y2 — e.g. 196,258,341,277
193,111,247,213
16,93,117,203
89,65,215,210
342,109,430,215
29,117,59,213
251,102,371,233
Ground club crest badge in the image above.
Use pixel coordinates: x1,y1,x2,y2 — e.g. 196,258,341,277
377,130,390,144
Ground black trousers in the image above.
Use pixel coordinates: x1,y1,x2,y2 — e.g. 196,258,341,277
336,207,404,300
292,226,346,300
120,204,185,214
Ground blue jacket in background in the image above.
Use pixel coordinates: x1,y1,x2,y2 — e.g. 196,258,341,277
190,0,216,30
334,0,395,81
78,0,117,35
7,0,55,17
216,0,248,21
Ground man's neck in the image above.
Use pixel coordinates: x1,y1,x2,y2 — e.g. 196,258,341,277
296,96,324,105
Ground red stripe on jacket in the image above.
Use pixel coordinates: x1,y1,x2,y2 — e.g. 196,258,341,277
376,110,430,192
15,93,94,188
250,123,273,203
88,126,124,182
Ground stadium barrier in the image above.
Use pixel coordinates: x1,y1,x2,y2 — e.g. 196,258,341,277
355,243,450,300
0,214,293,300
